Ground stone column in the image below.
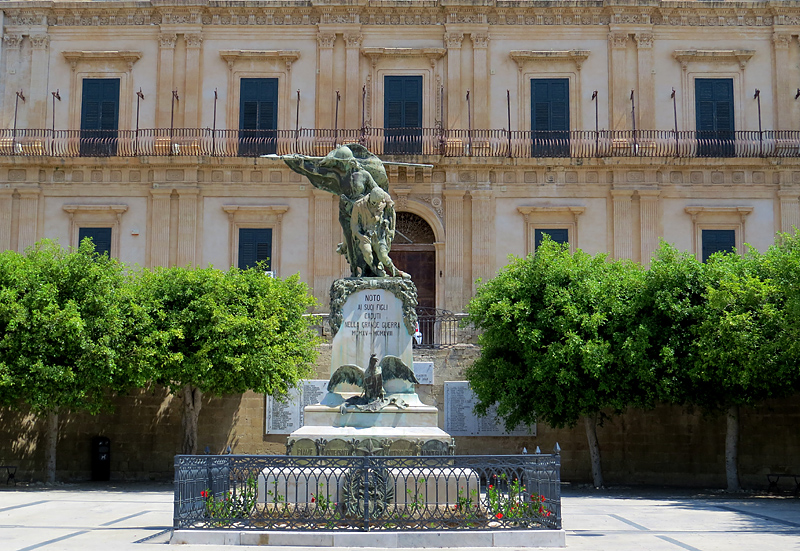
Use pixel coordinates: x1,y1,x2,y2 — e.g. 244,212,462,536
778,190,800,233
16,188,39,252
317,33,336,129
773,33,792,130
470,189,492,294
639,189,660,267
313,189,336,304
157,33,177,127
184,33,203,129
635,32,654,130
29,34,50,128
444,32,464,128
472,33,489,130
344,33,362,129
0,189,13,252
149,189,172,267
611,189,634,260
177,188,199,267
3,35,23,124
443,188,466,312
609,32,629,130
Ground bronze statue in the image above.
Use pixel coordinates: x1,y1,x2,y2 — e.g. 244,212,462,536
328,354,420,411
264,144,426,278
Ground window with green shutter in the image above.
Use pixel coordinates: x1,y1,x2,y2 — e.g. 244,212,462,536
534,228,569,250
695,79,735,157
238,228,272,270
78,227,113,257
239,78,278,156
80,79,120,157
701,229,736,262
531,79,570,157
384,76,423,154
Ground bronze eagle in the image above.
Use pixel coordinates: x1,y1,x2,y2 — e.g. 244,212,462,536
328,354,419,405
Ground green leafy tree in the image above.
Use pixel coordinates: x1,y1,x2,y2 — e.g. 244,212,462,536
0,240,146,482
465,240,647,487
135,265,319,454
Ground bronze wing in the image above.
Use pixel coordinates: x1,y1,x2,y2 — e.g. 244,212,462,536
328,364,365,392
379,355,420,385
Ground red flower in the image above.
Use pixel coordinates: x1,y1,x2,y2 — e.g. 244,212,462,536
546,511,551,517
496,512,504,519
488,485,493,489
311,497,316,503
541,495,546,502
200,490,207,498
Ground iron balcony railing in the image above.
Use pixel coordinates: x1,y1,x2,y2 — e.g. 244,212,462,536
2,127,800,159
174,454,561,531
415,307,460,349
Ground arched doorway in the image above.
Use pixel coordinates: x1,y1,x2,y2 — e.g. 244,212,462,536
391,212,436,311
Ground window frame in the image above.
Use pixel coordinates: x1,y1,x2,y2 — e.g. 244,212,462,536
62,204,128,259
222,205,289,274
517,206,585,255
685,206,753,261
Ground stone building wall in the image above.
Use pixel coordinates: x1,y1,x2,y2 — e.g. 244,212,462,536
1,345,797,489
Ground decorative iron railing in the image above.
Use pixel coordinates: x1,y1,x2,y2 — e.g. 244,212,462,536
415,307,460,349
174,454,561,531
2,127,800,159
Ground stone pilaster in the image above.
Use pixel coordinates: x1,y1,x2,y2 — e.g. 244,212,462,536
149,189,172,267
778,190,800,233
774,33,792,130
611,189,634,260
639,190,660,267
0,189,13,252
635,32,654,130
3,35,23,124
313,189,336,304
157,33,177,127
317,33,336,129
184,33,203,128
609,32,630,130
443,188,466,312
444,32,464,128
16,188,40,252
344,33,362,129
29,34,50,128
177,188,199,267
470,189,492,294
472,33,489,130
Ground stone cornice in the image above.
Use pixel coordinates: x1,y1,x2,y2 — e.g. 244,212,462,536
219,50,301,71
510,50,590,71
4,2,800,29
61,50,142,71
673,49,756,70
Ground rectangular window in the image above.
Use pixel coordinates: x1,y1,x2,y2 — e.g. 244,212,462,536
80,79,120,157
239,78,278,156
534,228,569,250
695,78,735,157
384,76,423,155
701,229,735,262
78,227,113,256
238,228,272,270
531,79,570,157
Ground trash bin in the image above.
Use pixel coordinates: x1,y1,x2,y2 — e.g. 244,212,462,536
91,436,111,481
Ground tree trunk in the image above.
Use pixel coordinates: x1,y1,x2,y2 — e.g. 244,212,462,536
725,404,741,492
45,410,58,484
181,385,203,455
583,413,604,488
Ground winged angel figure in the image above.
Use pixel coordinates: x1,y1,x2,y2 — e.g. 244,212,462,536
329,354,420,412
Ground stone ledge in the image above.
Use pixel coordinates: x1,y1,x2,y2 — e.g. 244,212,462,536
171,529,566,547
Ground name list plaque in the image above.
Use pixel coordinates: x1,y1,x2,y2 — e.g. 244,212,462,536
444,381,535,437
265,379,328,434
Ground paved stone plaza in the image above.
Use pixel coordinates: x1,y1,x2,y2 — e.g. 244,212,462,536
0,483,798,550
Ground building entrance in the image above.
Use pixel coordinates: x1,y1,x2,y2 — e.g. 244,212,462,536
390,212,436,311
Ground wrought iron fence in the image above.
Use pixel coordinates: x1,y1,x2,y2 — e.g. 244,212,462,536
3,127,800,159
174,454,560,531
414,307,460,349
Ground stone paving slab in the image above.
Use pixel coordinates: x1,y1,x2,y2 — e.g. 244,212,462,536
1,483,798,551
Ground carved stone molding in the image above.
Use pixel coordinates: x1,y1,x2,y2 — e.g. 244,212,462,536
158,33,177,49
185,33,203,48
3,34,23,49
62,50,142,72
609,32,629,49
219,50,301,71
773,32,791,49
362,47,446,69
509,50,590,71
317,33,336,49
635,32,653,49
30,35,50,50
472,32,489,49
673,49,755,70
444,32,464,49
344,33,363,49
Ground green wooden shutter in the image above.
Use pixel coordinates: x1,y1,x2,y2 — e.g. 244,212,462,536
80,79,120,156
531,79,570,157
239,78,278,155
238,228,272,270
79,227,113,256
695,79,734,157
702,229,736,262
535,228,569,250
384,76,423,153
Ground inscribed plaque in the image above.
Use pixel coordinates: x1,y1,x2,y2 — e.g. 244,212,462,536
444,381,535,436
